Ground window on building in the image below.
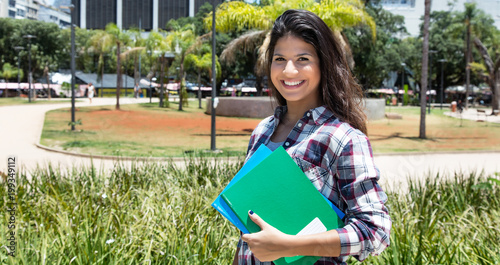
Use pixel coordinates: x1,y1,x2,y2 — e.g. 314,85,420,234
9,10,16,18
9,0,16,8
17,9,25,17
380,0,415,7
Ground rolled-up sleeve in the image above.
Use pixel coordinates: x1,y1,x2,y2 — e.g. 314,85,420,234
335,134,391,261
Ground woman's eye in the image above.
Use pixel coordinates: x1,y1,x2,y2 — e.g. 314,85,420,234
274,57,285,61
298,57,309,61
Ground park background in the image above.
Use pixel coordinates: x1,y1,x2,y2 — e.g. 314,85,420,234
1,0,500,264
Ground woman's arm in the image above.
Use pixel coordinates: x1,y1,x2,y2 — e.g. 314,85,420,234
241,211,341,262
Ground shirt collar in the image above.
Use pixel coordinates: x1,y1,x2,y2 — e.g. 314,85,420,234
273,105,335,125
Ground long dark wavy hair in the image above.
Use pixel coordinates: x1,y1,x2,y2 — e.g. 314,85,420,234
267,9,367,135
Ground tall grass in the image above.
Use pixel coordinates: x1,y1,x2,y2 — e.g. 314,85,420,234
351,172,500,265
1,157,243,264
1,159,499,264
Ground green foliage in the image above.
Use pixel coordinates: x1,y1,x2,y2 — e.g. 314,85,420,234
1,161,499,264
0,159,243,264
344,5,410,89
350,172,500,265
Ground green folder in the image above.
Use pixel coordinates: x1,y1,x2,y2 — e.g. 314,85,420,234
221,146,343,265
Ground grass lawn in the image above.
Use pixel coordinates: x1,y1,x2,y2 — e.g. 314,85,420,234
41,100,261,157
369,107,500,153
0,97,75,106
40,101,500,157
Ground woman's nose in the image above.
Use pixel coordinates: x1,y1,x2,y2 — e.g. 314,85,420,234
283,60,298,75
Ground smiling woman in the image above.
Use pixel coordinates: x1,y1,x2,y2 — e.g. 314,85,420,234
233,9,391,265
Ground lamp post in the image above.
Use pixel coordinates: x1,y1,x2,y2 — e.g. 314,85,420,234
438,59,447,110
428,50,437,114
210,1,217,151
400,62,406,106
23,34,36,103
14,46,24,97
69,4,76,131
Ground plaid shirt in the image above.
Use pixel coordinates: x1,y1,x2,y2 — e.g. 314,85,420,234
237,105,391,265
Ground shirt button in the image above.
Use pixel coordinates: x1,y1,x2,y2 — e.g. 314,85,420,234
306,113,311,117
298,123,303,127
285,142,290,147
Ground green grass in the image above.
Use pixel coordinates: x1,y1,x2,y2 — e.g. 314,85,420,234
1,160,499,264
40,101,255,158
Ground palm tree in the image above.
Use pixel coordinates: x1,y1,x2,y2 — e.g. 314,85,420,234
146,30,175,108
105,23,130,110
185,49,220,109
419,0,431,139
165,24,197,111
89,29,113,98
205,0,376,95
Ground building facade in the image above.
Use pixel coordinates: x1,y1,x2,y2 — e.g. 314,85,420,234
380,0,500,36
74,0,224,31
37,2,70,28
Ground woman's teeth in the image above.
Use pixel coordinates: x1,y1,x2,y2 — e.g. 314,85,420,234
284,80,303,86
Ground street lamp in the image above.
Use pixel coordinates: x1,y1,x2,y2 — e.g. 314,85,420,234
428,50,438,114
69,4,76,131
438,59,447,110
14,46,24,97
211,1,217,151
400,62,406,106
22,34,36,103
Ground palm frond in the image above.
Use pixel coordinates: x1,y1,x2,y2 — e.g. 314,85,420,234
220,30,268,63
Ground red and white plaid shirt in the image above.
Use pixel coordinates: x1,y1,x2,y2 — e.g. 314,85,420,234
237,105,391,265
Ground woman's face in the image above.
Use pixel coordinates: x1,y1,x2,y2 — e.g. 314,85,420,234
271,35,321,108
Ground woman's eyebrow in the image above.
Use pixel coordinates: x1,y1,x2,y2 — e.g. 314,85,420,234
273,52,313,57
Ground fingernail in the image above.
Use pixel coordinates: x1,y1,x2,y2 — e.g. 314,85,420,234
249,210,254,215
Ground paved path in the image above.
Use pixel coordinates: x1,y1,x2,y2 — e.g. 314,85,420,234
1,99,499,193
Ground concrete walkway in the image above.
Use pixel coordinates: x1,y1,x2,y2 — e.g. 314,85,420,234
1,98,499,194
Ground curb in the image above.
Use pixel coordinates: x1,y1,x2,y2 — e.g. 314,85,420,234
35,143,240,162
36,142,500,161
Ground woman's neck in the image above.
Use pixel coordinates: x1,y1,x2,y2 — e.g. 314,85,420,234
284,100,322,125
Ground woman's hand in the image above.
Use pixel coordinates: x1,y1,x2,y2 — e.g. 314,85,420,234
241,211,294,262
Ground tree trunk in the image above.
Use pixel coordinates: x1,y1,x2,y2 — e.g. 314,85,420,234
45,66,51,100
197,69,202,109
256,74,263,96
419,0,431,139
116,41,121,110
159,55,165,108
179,55,185,111
473,37,500,111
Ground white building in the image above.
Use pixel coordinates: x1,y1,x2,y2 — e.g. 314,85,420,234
37,2,70,28
380,0,500,36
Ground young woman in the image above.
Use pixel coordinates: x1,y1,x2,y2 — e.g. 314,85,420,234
233,9,391,265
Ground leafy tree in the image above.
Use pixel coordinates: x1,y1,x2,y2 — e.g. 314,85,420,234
1,63,17,97
89,29,114,94
184,44,221,109
473,36,500,111
105,23,130,110
165,23,197,111
344,5,408,89
146,30,175,108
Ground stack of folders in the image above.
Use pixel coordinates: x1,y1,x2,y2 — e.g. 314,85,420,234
212,145,345,265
